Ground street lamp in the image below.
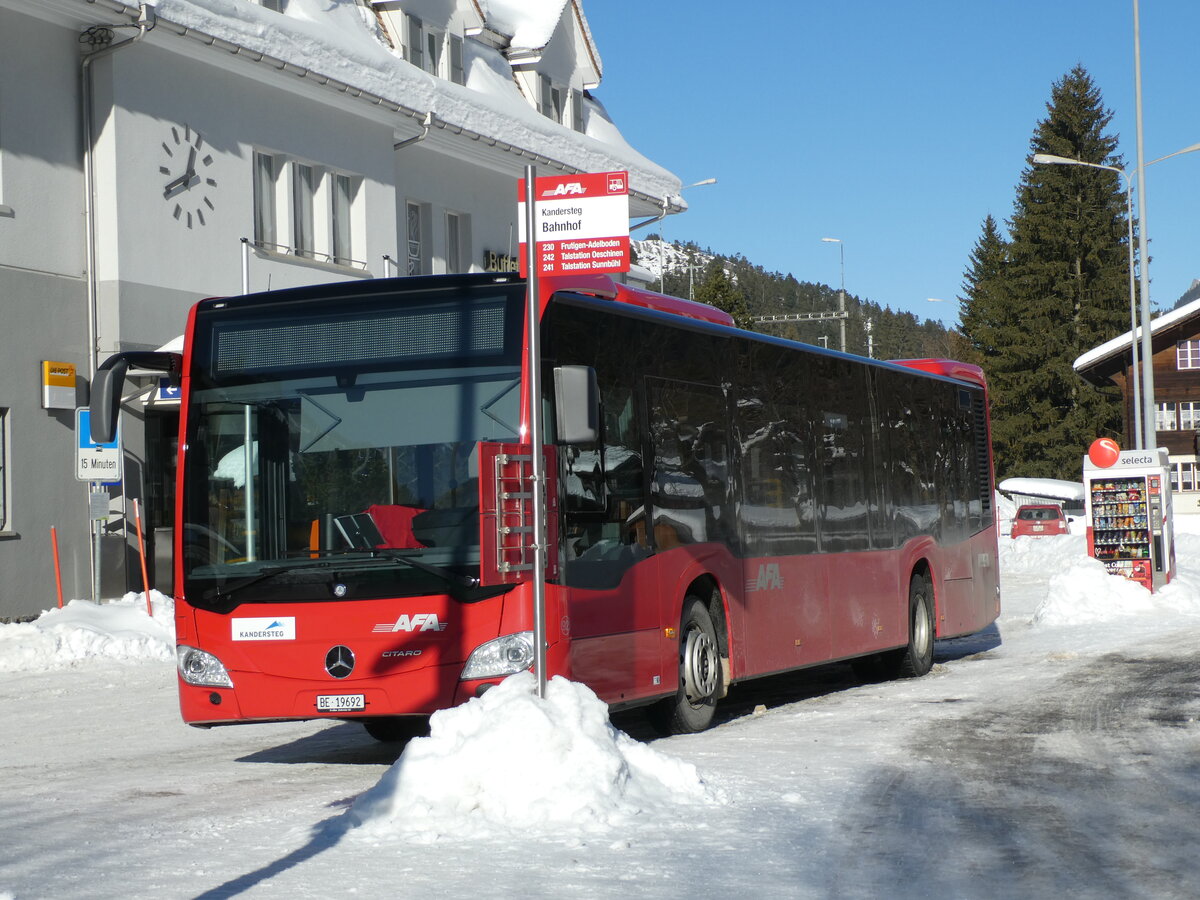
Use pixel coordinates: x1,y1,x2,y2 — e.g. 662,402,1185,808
660,178,717,292
820,237,847,352
1032,152,1143,448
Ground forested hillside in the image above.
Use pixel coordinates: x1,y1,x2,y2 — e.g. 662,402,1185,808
632,237,963,361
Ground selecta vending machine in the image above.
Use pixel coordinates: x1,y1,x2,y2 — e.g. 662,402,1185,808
1082,440,1176,592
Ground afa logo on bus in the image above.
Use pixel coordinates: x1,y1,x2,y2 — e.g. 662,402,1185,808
372,614,448,633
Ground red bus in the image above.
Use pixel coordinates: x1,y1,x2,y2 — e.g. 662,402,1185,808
90,272,999,738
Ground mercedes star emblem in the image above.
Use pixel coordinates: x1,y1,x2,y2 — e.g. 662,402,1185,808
324,645,355,679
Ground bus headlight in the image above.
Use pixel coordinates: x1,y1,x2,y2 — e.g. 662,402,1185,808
177,645,233,688
460,631,535,680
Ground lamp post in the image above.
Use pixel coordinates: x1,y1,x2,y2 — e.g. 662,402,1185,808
1032,153,1143,448
820,237,847,352
660,178,717,292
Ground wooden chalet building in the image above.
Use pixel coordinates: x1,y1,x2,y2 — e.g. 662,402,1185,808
1075,288,1200,514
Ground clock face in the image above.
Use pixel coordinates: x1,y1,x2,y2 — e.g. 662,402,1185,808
159,124,216,228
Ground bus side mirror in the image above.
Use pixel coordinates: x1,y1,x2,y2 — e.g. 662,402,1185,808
90,357,130,444
89,351,183,443
553,365,599,445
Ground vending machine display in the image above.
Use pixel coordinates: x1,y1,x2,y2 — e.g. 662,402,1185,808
1082,446,1175,592
1089,477,1152,582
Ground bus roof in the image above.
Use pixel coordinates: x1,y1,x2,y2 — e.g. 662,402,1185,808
890,358,987,388
540,274,734,327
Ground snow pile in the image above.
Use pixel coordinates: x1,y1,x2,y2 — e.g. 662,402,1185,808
348,672,719,841
1000,529,1200,626
1031,556,1157,626
0,591,174,673
1001,531,1088,575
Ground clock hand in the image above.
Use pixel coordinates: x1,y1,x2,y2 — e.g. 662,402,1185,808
163,173,191,198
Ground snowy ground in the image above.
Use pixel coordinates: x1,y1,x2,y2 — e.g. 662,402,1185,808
3,522,1200,898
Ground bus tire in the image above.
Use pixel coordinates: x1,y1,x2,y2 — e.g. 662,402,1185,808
361,716,429,743
649,596,723,735
896,573,935,678
851,573,935,682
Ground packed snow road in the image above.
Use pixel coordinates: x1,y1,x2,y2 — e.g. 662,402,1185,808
3,532,1200,899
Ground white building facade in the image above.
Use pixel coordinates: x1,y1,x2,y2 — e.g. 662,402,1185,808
0,0,683,619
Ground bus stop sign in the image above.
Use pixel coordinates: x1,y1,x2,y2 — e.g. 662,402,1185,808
76,408,123,482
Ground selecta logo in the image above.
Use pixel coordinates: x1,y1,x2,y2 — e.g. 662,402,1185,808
231,617,297,641
541,182,586,197
372,614,448,633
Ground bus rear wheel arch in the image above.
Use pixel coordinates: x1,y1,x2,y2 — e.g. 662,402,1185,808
649,590,727,735
852,568,936,682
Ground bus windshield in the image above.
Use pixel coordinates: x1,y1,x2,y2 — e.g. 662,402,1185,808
180,282,524,607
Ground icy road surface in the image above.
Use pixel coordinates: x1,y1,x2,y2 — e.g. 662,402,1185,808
2,532,1200,898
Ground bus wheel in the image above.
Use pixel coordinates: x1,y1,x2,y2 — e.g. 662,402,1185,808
362,717,429,743
851,574,935,682
896,573,935,677
649,596,723,735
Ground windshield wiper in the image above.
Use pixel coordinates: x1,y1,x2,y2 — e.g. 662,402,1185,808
203,560,338,604
201,551,490,608
300,548,490,601
372,549,480,590
304,548,479,590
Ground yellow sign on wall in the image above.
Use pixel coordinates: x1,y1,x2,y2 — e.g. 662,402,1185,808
42,360,76,410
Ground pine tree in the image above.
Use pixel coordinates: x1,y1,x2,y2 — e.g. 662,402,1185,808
694,259,753,329
963,66,1130,480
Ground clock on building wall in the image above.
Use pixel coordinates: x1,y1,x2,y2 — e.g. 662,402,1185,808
159,124,217,228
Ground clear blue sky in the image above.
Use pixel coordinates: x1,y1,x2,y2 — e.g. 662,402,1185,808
589,1,1200,329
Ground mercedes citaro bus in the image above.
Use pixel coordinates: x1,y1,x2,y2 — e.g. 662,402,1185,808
90,272,999,739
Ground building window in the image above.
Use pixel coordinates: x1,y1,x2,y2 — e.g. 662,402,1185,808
331,173,357,266
540,75,564,123
252,152,278,248
425,29,444,76
292,163,316,259
1177,340,1200,369
260,0,286,11
405,13,423,70
407,201,424,275
252,153,362,267
449,34,465,85
446,211,468,273
1181,401,1200,432
1173,461,1199,492
1156,402,1178,432
0,408,8,532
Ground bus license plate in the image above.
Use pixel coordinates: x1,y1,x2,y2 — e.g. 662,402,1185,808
316,694,365,712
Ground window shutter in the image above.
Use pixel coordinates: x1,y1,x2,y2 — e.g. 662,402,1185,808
449,34,465,85
572,90,584,132
406,14,423,70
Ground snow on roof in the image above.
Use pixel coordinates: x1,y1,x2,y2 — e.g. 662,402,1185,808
150,0,677,201
998,477,1086,502
482,0,568,49
1073,295,1200,372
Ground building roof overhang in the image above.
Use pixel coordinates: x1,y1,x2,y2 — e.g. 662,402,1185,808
1073,296,1200,387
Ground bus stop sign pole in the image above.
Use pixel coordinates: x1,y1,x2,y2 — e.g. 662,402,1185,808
523,164,548,700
